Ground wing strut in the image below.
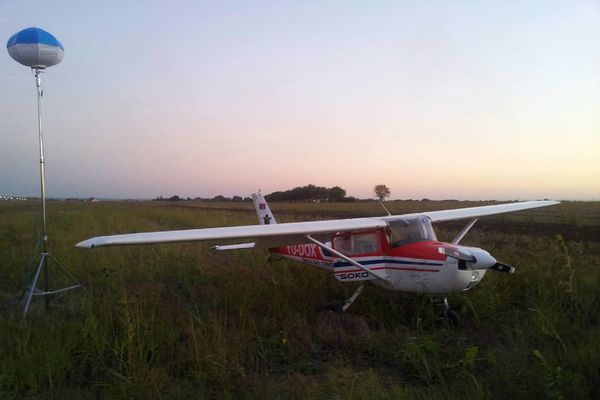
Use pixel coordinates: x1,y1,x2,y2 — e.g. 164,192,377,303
451,218,478,244
305,235,389,282
342,284,365,312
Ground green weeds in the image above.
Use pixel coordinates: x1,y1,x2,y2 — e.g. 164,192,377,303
0,200,598,398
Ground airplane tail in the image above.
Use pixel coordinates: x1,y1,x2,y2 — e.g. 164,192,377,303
214,191,274,251
252,191,277,225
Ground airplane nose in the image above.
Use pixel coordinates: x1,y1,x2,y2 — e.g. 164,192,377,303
440,244,514,272
469,248,497,269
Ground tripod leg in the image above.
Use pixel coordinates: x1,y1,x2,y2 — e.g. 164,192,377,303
23,253,47,316
44,252,49,310
47,254,85,292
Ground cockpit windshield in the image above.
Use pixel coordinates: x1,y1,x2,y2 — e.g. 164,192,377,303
388,216,436,248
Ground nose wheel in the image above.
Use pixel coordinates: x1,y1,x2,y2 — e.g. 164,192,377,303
436,297,462,327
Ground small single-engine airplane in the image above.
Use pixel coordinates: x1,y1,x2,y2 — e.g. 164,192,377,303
77,193,559,323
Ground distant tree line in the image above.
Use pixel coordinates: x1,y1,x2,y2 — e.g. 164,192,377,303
150,192,490,203
265,184,355,202
153,184,357,203
153,195,252,202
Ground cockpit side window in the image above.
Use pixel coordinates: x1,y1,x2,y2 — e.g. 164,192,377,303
332,231,381,256
388,217,436,248
333,233,353,256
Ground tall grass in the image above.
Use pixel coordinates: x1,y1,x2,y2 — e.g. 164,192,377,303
0,200,598,399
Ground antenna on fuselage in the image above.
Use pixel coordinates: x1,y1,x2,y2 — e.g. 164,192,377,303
378,199,392,216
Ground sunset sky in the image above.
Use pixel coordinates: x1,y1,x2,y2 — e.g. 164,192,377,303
1,1,599,200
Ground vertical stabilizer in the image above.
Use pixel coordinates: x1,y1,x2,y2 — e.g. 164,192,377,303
252,191,277,225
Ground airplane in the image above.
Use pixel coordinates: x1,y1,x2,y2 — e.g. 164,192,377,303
76,193,559,324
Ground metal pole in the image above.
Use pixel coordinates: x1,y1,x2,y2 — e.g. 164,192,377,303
35,68,50,310
21,67,83,317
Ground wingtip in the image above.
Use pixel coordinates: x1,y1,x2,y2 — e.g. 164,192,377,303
544,200,561,206
75,239,95,249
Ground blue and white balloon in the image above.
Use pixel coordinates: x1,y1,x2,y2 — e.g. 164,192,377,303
7,27,64,69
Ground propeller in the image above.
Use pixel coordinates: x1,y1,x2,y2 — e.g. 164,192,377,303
490,262,516,273
438,246,475,262
439,245,516,273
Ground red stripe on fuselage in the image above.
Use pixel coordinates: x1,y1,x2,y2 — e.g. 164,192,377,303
388,240,446,260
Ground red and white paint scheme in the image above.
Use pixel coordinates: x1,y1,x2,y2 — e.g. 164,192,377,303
77,192,559,317
252,192,519,295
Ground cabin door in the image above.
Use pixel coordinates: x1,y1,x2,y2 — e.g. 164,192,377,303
331,229,386,282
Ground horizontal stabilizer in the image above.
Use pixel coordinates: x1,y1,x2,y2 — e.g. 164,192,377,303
212,243,256,251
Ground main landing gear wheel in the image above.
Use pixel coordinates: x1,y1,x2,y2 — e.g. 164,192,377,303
324,284,366,314
325,303,345,313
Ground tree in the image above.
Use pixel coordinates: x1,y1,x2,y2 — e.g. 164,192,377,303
373,184,391,201
265,184,349,202
211,195,230,202
327,186,346,202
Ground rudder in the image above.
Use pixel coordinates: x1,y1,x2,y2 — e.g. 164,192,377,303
252,191,277,225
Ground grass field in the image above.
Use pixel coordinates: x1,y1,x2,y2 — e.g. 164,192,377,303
0,199,599,399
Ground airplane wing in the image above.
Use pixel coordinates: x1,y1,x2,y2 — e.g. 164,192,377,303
420,200,560,222
76,218,388,249
76,200,559,249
